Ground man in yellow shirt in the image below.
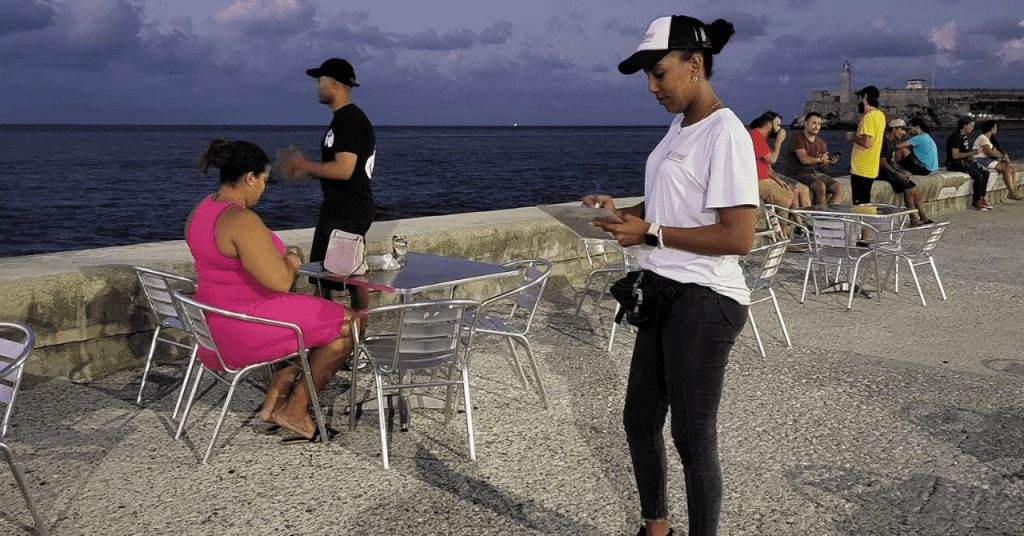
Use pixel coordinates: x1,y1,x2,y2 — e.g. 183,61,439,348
846,86,886,204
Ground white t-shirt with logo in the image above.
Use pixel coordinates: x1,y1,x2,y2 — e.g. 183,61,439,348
639,108,760,305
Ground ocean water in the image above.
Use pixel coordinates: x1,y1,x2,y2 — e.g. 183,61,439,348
1,124,1018,258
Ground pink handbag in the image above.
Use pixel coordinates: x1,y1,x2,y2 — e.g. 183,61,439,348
323,230,368,276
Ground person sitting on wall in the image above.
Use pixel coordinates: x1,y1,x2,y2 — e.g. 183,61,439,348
895,118,938,175
879,119,932,225
973,120,1022,200
785,112,845,205
946,117,992,211
748,111,811,236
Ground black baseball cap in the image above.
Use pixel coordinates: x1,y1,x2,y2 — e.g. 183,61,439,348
618,16,714,75
306,58,360,87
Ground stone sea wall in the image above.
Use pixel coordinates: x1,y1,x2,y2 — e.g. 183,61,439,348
1,160,1020,385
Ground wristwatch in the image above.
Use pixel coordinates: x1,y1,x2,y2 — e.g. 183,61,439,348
644,222,664,249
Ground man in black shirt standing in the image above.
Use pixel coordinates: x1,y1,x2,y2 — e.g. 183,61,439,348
945,117,991,211
284,58,376,309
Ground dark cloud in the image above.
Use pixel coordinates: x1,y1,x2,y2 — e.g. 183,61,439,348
399,28,476,50
751,28,934,79
478,20,514,45
603,19,643,38
215,0,319,40
970,17,1024,41
708,11,771,42
1,0,57,35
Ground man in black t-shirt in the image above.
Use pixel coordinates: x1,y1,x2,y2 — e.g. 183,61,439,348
945,117,991,211
284,58,376,308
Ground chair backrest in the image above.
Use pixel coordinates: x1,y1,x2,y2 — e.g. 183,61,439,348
918,222,949,256
806,215,848,249
757,205,786,241
170,291,224,369
746,240,790,294
577,238,621,269
371,299,481,373
0,322,34,441
484,258,552,334
135,266,196,328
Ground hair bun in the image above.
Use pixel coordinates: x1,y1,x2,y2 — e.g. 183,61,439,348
706,19,735,55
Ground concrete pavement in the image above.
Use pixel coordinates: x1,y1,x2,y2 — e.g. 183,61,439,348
1,201,1022,535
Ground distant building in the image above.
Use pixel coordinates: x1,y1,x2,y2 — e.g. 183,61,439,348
797,63,1024,129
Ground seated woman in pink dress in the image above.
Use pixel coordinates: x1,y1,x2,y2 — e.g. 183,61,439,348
185,139,354,440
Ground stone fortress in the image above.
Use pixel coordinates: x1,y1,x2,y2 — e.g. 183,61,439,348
797,61,1024,129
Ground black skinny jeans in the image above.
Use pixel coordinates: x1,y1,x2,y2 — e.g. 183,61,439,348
623,283,748,536
948,160,990,203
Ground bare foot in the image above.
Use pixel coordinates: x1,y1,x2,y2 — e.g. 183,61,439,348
271,408,316,439
260,367,300,422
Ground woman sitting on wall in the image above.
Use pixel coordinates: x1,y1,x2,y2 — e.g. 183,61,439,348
973,120,1022,200
185,139,355,440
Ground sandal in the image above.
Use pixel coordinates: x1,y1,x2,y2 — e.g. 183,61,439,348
1009,192,1024,201
279,426,338,445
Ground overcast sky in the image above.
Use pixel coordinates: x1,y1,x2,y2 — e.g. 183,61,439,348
3,0,1023,126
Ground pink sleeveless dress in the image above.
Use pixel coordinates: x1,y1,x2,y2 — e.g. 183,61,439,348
186,195,347,370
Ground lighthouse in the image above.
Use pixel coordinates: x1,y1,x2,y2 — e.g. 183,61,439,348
840,61,852,104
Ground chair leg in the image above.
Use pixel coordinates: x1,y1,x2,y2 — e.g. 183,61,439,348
928,258,948,300
573,272,599,320
801,257,814,303
374,373,390,469
607,304,619,353
349,349,361,432
847,261,861,309
769,289,792,348
175,365,206,440
0,443,49,536
298,356,329,446
202,373,247,464
460,364,476,461
513,335,548,409
172,345,199,420
907,262,927,306
748,309,766,357
872,252,882,304
136,326,163,405
504,338,529,388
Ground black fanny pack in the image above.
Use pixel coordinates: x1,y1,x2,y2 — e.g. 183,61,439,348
609,270,687,330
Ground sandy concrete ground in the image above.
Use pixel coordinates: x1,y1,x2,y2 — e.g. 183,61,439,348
1,201,1022,536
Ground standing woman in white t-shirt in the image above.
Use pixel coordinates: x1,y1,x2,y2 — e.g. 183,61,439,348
585,15,758,536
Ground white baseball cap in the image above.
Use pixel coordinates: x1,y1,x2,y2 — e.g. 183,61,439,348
618,16,713,75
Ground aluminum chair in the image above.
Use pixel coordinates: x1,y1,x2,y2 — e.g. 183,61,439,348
170,291,336,464
463,258,552,408
352,299,480,469
800,215,883,309
573,239,631,320
133,266,198,418
874,222,950,306
762,204,809,249
0,322,49,536
745,240,793,357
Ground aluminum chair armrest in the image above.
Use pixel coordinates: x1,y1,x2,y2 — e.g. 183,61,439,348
170,291,307,374
764,204,809,235
0,323,34,382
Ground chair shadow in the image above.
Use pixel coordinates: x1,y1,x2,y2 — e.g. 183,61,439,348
413,445,614,535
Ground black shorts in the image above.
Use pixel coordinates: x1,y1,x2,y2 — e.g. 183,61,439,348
309,217,372,291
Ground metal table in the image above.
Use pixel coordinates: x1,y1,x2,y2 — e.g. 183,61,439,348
790,204,917,301
300,252,518,430
300,251,517,298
